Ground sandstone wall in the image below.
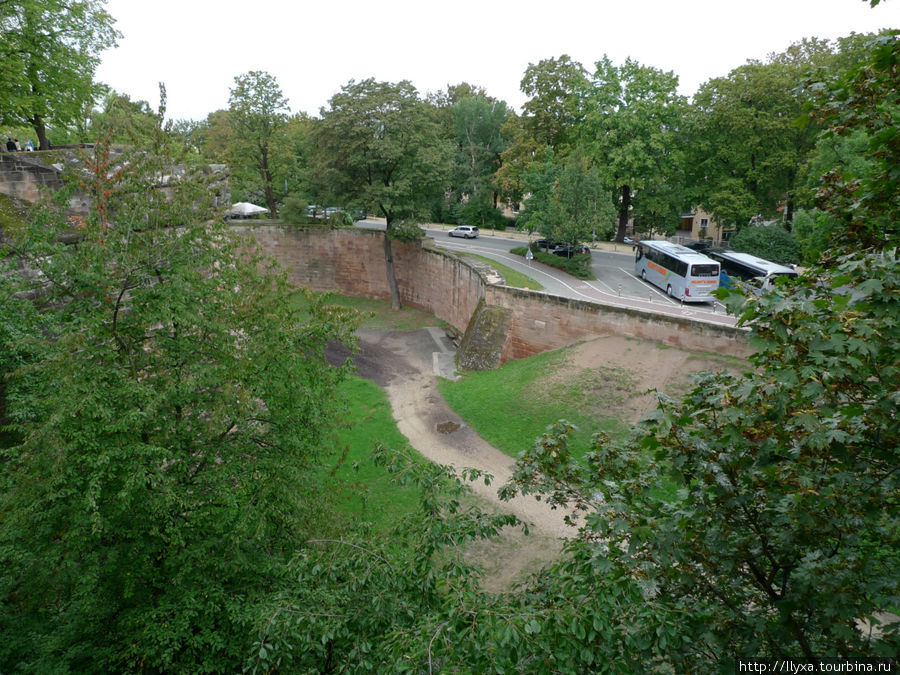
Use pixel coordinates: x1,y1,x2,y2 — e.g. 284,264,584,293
235,225,751,365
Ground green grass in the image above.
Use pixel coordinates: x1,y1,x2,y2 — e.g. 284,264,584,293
318,376,426,533
460,253,545,290
437,346,633,462
295,291,449,332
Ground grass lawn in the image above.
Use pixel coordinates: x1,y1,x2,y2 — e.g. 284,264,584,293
317,376,426,533
437,347,633,462
459,252,545,291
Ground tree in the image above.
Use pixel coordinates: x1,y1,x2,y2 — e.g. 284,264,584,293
551,150,615,244
496,30,900,669
313,78,453,309
519,54,590,151
729,223,802,264
0,121,360,671
0,0,119,149
804,30,899,254
581,56,687,243
228,70,290,217
683,37,863,231
451,94,510,207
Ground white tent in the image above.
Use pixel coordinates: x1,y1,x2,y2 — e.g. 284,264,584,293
228,202,269,217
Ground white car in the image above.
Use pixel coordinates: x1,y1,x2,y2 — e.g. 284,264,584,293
448,225,479,239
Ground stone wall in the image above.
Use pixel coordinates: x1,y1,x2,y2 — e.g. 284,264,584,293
0,153,69,206
0,150,230,218
236,225,751,365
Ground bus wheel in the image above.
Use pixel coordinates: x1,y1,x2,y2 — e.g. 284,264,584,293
641,270,647,281
666,285,673,297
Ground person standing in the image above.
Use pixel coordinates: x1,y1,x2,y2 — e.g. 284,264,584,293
5,137,16,152
24,139,34,151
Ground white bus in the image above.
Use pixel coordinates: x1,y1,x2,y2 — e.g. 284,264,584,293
634,241,720,302
706,249,798,292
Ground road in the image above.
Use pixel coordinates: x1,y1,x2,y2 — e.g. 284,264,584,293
357,221,738,328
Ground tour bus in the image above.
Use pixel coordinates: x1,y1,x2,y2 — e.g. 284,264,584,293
634,240,720,302
706,249,798,292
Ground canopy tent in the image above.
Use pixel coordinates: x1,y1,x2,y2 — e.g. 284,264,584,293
228,202,269,217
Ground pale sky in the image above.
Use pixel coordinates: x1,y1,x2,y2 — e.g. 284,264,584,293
95,0,897,122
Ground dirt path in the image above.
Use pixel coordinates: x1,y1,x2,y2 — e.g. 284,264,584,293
350,328,573,539
338,327,744,589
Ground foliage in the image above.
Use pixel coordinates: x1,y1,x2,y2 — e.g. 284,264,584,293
791,208,840,265
685,36,874,228
451,94,510,205
729,223,802,265
493,30,900,667
805,31,899,253
228,70,291,217
525,246,593,279
0,122,360,671
313,78,453,308
519,54,590,150
517,148,612,245
499,248,900,666
247,447,520,673
581,56,687,242
280,193,310,224
0,0,120,148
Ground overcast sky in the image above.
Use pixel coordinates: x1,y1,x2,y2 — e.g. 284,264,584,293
95,0,897,122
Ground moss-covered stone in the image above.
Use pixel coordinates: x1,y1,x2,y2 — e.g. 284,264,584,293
457,299,512,371
0,192,29,241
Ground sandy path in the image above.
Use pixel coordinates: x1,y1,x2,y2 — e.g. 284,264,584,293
347,328,573,539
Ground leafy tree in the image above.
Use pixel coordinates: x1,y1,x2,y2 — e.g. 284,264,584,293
0,120,359,671
805,30,899,253
494,111,538,210
451,94,510,207
552,150,615,244
581,56,687,243
497,29,900,669
312,78,453,309
248,446,519,673
228,70,291,217
684,37,863,230
519,54,590,151
0,0,119,148
729,223,802,264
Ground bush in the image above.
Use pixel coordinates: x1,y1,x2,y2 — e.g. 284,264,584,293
730,224,801,265
511,246,594,280
281,194,309,224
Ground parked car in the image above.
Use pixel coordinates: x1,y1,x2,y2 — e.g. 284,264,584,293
552,244,591,258
349,208,366,221
448,225,479,239
531,238,564,251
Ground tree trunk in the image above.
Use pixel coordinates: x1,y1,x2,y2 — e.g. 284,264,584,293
259,145,278,218
615,184,631,242
382,217,402,310
31,114,49,151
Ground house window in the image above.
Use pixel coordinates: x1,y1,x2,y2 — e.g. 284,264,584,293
700,218,708,227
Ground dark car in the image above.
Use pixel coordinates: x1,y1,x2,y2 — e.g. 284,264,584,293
531,238,564,251
552,244,591,258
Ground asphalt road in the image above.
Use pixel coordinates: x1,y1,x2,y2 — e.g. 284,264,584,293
357,221,738,329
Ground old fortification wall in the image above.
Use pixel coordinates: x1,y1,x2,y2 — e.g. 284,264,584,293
0,150,748,365
236,225,751,366
0,149,230,221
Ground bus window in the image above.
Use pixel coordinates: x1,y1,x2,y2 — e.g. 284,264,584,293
690,264,719,278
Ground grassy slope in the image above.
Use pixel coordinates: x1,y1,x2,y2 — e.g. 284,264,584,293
437,348,634,462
